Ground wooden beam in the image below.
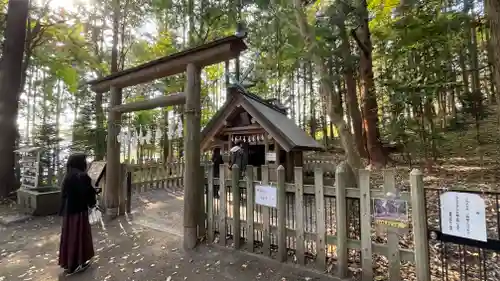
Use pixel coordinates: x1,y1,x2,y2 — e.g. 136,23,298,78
200,96,243,151
183,63,202,250
111,92,186,113
221,129,266,136
221,124,262,133
88,36,247,93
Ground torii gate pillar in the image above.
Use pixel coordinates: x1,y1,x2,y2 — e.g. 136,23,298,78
104,86,122,219
183,63,202,249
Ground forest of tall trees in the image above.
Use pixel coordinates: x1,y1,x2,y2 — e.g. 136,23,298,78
0,0,498,197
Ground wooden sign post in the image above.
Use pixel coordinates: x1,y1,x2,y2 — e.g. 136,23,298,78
373,169,410,281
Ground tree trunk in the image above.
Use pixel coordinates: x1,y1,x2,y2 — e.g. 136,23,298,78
293,0,361,172
339,21,366,157
485,25,496,104
308,61,317,138
0,0,29,198
354,0,386,168
486,0,500,122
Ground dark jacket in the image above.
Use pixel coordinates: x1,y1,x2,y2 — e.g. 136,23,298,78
230,145,247,173
212,153,224,178
59,154,97,216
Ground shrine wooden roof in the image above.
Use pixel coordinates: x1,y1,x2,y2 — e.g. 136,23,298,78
201,85,324,152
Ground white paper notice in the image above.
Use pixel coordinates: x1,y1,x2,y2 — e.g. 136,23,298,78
440,192,487,242
255,184,277,208
265,152,276,162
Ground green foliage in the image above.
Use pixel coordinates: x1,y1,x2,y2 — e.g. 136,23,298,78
9,0,496,168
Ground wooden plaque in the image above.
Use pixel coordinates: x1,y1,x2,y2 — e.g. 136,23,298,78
87,161,106,186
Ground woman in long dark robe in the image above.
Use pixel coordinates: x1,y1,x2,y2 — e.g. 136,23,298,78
58,153,97,275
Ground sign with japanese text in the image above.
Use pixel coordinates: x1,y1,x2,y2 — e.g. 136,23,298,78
255,184,277,208
440,192,487,242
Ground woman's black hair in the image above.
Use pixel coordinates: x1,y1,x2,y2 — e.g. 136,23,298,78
66,153,87,172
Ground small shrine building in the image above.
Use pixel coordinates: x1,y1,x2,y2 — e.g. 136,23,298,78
201,84,324,181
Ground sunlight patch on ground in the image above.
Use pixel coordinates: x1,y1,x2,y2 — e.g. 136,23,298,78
143,201,168,210
34,233,59,248
439,164,493,172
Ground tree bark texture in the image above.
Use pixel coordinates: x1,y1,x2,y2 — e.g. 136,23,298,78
0,0,30,198
486,0,500,119
339,21,366,158
293,0,361,172
355,0,386,167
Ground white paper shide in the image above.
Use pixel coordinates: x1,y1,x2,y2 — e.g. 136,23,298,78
440,192,487,242
255,184,277,208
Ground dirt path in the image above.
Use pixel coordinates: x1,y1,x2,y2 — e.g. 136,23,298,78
0,190,334,281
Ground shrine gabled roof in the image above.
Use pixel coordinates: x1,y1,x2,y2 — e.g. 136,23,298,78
201,84,324,152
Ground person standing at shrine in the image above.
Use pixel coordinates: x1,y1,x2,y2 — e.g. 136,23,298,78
230,139,247,177
58,153,97,276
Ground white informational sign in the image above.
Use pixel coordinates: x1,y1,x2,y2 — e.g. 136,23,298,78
255,184,277,208
265,152,276,162
440,192,487,242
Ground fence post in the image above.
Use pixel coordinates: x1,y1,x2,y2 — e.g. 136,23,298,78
147,166,153,190
118,164,127,215
198,164,206,238
359,169,373,281
155,166,161,189
261,165,271,256
383,169,401,281
159,163,165,189
126,171,132,214
232,164,241,249
219,164,227,246
138,168,144,193
172,162,178,189
410,169,430,281
315,167,326,270
207,164,215,243
246,165,255,252
277,165,287,262
294,166,305,265
335,163,348,277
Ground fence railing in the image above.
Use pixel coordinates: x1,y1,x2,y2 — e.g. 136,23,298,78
203,163,429,281
127,161,185,192
120,158,500,281
123,154,337,190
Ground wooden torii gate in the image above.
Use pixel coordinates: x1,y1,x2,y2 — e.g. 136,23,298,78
87,35,247,249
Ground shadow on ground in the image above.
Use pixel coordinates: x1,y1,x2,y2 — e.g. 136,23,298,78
0,189,334,281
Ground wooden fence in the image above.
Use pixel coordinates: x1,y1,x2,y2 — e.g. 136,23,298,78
123,154,336,193
120,158,429,281
127,161,186,192
204,163,429,281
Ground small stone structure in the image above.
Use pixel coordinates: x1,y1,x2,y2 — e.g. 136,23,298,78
17,186,61,216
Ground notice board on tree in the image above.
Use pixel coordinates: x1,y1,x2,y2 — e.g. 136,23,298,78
255,184,277,208
440,191,487,242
